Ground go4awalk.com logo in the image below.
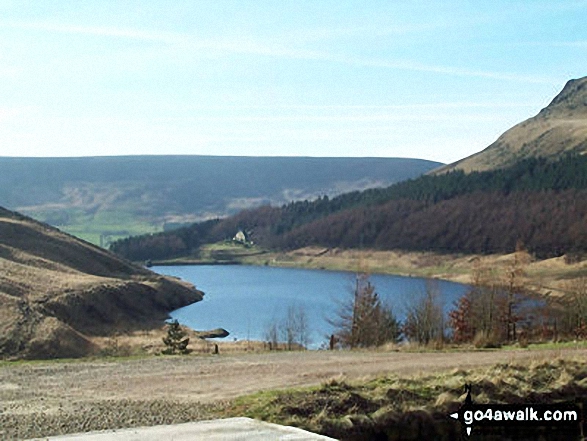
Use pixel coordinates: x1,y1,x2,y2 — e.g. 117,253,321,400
449,384,583,437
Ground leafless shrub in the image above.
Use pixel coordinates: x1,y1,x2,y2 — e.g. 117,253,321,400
403,280,445,346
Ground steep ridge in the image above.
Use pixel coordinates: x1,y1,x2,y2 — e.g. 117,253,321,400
436,76,587,173
0,207,202,359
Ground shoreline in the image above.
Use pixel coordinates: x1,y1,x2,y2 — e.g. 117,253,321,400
148,246,587,296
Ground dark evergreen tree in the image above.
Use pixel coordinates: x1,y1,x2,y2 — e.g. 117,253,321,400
330,274,401,348
162,320,191,355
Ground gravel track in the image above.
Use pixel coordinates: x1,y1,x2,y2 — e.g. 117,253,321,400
1,347,586,440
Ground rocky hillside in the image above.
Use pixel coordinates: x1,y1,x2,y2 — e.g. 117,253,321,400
436,76,587,173
0,207,202,360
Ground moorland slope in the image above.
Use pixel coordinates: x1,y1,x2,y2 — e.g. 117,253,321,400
0,207,202,359
435,75,587,173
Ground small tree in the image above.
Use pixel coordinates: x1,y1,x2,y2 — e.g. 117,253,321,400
266,305,311,350
449,252,541,346
330,273,401,348
404,280,445,346
502,242,531,341
449,294,474,344
559,277,587,339
449,261,501,344
264,317,280,350
282,304,311,350
375,300,402,346
162,320,191,355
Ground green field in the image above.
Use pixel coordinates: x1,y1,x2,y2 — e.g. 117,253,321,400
25,208,161,247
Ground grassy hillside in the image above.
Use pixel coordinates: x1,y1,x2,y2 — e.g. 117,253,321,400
0,206,202,360
0,156,440,246
435,76,587,174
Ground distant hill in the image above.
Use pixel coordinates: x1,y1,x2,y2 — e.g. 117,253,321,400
111,77,587,261
0,156,441,245
0,206,202,359
112,153,587,260
435,76,587,174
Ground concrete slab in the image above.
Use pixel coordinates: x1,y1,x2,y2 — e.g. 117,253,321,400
29,418,339,441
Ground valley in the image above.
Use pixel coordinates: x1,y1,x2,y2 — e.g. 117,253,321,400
1,75,587,440
2,2,587,438
0,156,440,246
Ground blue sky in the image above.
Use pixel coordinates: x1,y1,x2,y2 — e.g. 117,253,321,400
0,1,585,163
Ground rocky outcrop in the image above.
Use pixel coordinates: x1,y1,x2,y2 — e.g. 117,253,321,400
195,328,230,339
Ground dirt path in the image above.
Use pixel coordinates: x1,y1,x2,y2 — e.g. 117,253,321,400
2,347,586,439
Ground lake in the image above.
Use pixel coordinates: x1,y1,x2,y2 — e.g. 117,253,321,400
153,265,470,348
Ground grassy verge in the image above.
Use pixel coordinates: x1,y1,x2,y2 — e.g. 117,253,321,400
219,358,587,440
500,340,587,351
152,242,269,265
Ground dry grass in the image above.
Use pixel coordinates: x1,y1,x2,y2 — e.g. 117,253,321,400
223,357,587,440
91,327,278,356
237,246,587,295
0,210,202,360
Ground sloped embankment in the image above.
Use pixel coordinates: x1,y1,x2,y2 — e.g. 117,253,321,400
0,207,202,359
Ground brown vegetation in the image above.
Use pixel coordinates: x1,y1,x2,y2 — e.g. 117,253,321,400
0,207,202,360
436,76,587,174
272,189,587,257
225,358,587,441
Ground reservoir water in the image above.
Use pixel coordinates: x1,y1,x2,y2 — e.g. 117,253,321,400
154,265,470,348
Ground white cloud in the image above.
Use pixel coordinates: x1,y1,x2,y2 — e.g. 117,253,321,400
3,20,556,84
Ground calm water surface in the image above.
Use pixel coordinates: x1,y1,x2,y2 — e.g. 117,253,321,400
153,265,470,348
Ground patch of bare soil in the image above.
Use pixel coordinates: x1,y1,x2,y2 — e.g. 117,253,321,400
1,347,586,440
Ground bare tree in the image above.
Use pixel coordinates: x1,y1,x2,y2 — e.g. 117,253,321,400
449,251,540,347
557,277,587,339
264,318,279,350
266,304,311,350
281,304,311,350
450,259,502,345
404,280,445,346
293,304,311,348
502,242,531,341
